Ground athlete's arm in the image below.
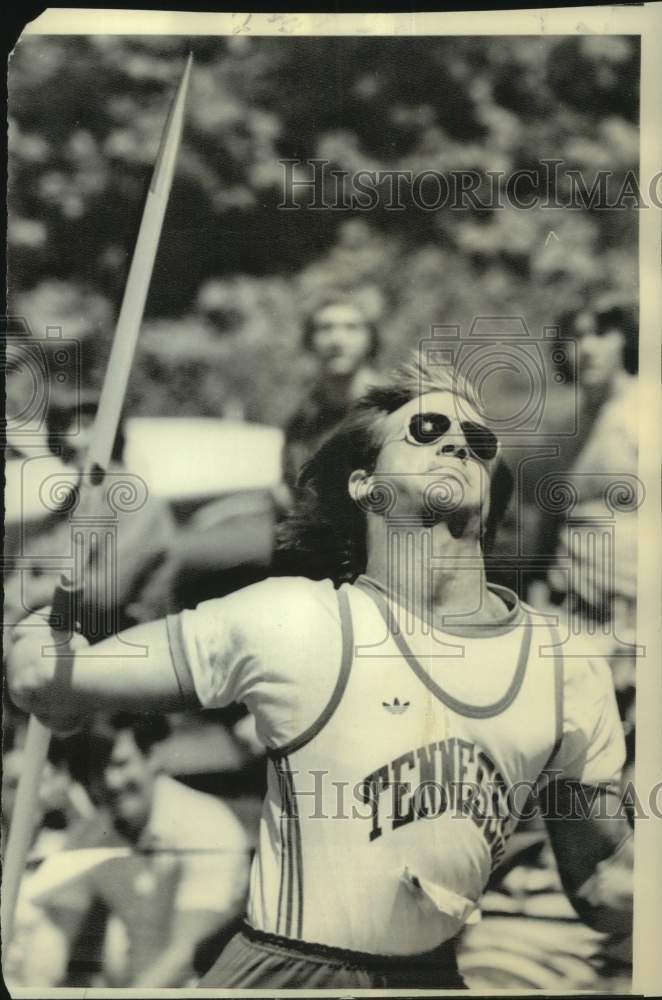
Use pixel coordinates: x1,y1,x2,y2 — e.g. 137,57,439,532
7,577,340,743
543,780,632,936
7,613,184,732
539,650,633,937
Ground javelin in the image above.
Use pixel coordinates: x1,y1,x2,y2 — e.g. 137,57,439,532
1,53,193,957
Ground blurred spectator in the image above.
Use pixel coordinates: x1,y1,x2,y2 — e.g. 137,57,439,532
2,726,95,988
530,299,638,652
502,299,638,994
196,277,252,345
33,713,252,987
283,293,384,488
160,293,386,609
2,728,95,843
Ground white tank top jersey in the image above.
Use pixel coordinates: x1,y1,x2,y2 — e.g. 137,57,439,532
166,575,625,956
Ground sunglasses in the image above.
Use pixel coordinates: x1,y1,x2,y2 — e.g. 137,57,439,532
397,411,499,462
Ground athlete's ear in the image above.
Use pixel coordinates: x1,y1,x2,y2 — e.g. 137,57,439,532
348,468,398,517
348,468,371,504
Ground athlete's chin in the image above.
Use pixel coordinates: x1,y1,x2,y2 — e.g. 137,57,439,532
380,474,482,524
418,474,477,522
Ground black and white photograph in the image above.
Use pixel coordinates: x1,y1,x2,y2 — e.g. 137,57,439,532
3,7,661,995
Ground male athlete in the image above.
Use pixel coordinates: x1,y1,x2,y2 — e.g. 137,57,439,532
8,358,633,989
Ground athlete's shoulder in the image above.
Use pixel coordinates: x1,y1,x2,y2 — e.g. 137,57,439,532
243,580,346,748
256,574,338,599
192,574,340,632
242,574,340,621
229,573,337,604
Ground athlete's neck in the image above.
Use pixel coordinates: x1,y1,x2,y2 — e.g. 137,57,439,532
364,520,505,628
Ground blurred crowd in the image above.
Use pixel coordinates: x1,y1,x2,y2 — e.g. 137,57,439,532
3,290,637,989
5,28,640,991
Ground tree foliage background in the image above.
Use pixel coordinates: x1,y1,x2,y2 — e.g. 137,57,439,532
8,33,639,426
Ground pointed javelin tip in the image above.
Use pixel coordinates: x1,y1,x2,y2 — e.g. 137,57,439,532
149,52,193,195
179,51,194,90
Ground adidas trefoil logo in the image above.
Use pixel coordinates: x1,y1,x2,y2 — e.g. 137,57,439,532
382,697,410,714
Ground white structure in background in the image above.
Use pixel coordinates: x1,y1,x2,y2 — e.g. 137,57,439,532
124,417,284,502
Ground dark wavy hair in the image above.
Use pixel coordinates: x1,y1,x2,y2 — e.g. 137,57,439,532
595,303,638,374
53,713,171,794
276,356,513,585
555,301,638,380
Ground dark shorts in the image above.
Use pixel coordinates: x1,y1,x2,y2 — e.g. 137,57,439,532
198,921,466,989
